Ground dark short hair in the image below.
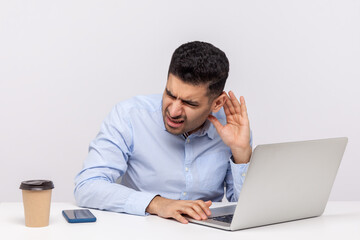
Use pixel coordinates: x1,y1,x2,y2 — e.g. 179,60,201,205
168,41,229,98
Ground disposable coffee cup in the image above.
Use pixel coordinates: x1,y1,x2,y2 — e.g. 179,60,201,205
19,180,54,227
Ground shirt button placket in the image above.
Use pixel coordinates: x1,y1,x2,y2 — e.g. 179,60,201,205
183,137,192,200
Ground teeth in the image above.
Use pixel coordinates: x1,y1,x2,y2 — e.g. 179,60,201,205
168,116,184,124
169,118,182,123
172,120,183,123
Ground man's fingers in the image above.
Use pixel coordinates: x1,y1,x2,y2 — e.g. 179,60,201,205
223,98,231,116
181,200,212,221
191,204,208,220
173,212,189,224
208,115,224,133
154,198,215,224
227,91,248,118
229,91,241,114
195,200,212,216
182,207,202,220
225,93,236,115
240,96,248,117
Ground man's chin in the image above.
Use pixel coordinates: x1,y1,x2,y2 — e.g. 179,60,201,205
165,125,185,135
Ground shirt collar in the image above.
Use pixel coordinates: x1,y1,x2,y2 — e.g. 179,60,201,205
184,119,216,140
199,119,216,140
205,120,216,139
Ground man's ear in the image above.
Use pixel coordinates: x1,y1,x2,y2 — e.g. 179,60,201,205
211,91,227,113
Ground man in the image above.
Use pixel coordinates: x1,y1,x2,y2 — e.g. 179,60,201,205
74,41,252,224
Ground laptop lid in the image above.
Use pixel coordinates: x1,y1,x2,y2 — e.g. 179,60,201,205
230,137,348,230
188,137,348,230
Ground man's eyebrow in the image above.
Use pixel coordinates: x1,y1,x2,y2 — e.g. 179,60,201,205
166,88,175,98
165,88,199,106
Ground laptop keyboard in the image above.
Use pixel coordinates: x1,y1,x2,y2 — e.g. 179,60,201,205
211,214,234,223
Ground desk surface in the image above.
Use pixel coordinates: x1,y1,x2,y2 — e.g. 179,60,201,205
0,202,359,240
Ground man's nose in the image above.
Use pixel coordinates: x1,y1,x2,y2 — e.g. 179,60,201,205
168,100,183,118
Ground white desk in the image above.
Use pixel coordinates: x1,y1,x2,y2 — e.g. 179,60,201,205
0,202,359,240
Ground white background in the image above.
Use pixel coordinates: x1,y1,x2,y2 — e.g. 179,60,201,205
1,0,359,202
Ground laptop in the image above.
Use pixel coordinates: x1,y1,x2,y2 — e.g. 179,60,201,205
188,137,348,231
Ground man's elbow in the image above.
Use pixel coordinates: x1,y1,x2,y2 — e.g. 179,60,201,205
74,180,94,208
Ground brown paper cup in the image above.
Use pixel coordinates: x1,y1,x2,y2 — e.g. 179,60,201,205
20,180,54,227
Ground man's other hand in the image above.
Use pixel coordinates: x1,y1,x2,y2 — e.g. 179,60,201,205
208,91,252,164
146,196,212,224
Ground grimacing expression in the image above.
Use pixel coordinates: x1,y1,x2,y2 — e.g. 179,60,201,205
162,74,220,135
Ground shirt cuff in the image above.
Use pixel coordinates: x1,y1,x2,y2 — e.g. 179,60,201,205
230,156,250,194
125,191,159,216
230,158,249,178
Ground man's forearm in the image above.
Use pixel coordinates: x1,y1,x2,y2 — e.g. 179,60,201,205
75,177,157,216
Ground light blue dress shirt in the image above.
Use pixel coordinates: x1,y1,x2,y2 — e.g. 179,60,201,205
74,94,252,216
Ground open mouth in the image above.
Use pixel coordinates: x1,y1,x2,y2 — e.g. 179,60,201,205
166,116,185,128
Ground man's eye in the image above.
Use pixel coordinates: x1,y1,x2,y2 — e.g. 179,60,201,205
186,102,198,107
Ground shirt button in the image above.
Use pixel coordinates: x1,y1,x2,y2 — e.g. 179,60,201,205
183,192,187,196
242,173,246,177
187,138,190,143
185,167,189,172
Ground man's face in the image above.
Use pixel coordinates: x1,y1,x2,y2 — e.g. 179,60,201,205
162,74,213,135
